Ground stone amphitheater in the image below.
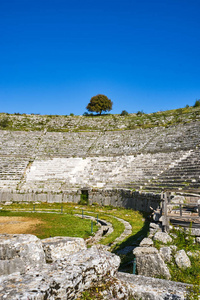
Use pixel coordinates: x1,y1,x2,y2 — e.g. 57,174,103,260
0,108,200,299
0,109,199,202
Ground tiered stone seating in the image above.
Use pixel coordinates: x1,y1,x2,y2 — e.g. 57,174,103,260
0,130,42,189
36,132,101,158
0,156,30,189
144,148,200,193
21,150,189,191
143,121,200,153
88,129,156,156
0,130,42,157
0,120,199,193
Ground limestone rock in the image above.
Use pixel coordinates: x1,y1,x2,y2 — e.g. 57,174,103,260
175,250,191,269
150,223,161,230
149,223,162,236
152,211,162,222
0,234,45,276
169,245,177,252
159,247,172,263
170,233,177,239
171,195,185,204
187,250,200,258
153,232,172,244
42,236,86,263
139,238,153,247
117,272,188,300
133,247,171,280
196,237,200,244
185,227,200,236
133,246,158,256
0,244,121,299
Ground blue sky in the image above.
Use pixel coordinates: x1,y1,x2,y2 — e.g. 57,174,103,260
0,0,200,115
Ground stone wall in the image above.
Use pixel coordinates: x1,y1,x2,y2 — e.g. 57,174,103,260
0,188,161,213
0,189,81,204
89,189,161,212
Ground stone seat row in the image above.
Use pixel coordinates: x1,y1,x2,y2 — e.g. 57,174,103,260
140,148,200,192
20,150,191,191
0,121,199,158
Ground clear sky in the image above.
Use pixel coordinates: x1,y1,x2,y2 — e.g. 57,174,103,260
0,0,200,115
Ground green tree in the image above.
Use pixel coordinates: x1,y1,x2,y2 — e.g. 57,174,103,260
120,110,129,116
193,99,200,107
86,94,113,115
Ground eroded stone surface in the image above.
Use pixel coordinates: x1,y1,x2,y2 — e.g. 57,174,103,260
0,234,194,299
133,247,171,280
175,250,191,269
160,247,172,263
0,234,45,276
153,232,172,244
139,237,153,247
42,236,86,263
0,242,120,299
117,272,189,300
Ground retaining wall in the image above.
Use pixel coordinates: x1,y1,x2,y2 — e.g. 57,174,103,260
0,189,161,213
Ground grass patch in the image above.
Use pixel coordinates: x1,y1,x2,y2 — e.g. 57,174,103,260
0,202,145,249
0,210,97,240
100,216,125,246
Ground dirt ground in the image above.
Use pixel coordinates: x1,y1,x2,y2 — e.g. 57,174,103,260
0,216,43,234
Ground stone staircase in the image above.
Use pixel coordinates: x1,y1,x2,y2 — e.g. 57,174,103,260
20,150,190,192
142,148,200,193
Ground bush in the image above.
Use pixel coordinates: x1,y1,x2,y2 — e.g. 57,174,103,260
79,194,89,205
70,113,74,116
120,110,129,116
0,115,9,128
193,100,200,107
136,110,144,116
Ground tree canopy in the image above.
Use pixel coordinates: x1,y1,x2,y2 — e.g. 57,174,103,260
86,94,113,115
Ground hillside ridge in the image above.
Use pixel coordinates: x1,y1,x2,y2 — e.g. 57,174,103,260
0,106,199,132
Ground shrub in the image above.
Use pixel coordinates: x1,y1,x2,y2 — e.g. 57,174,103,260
0,115,9,128
120,110,129,116
193,100,200,107
79,194,89,205
136,110,144,116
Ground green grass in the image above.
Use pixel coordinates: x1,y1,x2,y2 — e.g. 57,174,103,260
0,210,98,240
99,216,125,246
0,202,145,248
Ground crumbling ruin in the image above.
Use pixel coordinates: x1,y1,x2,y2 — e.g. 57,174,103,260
0,114,199,299
0,234,191,299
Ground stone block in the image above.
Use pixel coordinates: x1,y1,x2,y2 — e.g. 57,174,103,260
175,250,191,269
139,238,153,247
0,234,45,276
42,236,87,263
159,247,172,263
133,247,171,280
153,232,172,244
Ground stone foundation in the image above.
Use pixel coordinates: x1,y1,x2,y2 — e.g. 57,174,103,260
0,189,161,213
